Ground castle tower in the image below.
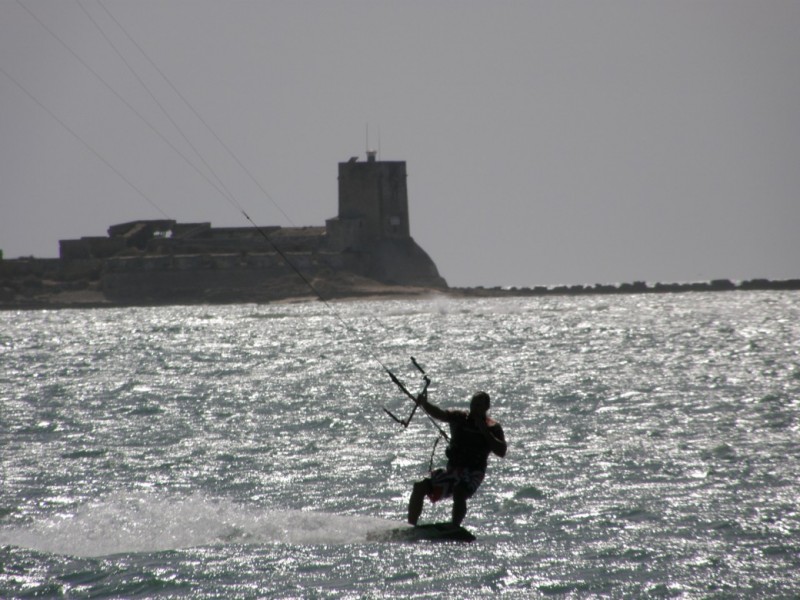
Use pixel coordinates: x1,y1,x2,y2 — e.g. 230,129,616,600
325,152,447,288
337,152,410,243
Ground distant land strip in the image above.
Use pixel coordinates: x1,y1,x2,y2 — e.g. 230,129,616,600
451,278,800,298
1,262,798,311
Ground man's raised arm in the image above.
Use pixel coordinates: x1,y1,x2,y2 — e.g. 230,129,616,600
416,390,454,422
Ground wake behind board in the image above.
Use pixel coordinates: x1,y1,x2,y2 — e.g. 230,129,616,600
368,522,476,543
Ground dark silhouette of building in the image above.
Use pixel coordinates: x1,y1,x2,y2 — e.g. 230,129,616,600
55,154,447,301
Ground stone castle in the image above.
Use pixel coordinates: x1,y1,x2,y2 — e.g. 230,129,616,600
8,154,446,305
12,150,790,309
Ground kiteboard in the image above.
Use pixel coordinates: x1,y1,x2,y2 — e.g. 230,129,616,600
368,522,476,543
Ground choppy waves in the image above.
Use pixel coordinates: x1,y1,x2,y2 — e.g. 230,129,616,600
1,292,799,597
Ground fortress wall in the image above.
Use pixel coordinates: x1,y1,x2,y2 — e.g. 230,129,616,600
60,238,127,260
0,257,102,281
145,228,326,255
325,217,363,252
365,239,447,288
101,252,352,301
103,252,340,273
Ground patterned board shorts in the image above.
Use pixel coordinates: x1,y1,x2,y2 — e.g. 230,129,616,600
427,466,486,503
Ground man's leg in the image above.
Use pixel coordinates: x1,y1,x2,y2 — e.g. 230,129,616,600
451,482,470,526
408,479,430,525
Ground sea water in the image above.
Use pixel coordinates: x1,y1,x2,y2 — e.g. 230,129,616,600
1,292,798,598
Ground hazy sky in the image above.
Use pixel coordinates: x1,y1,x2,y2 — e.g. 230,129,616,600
2,1,798,287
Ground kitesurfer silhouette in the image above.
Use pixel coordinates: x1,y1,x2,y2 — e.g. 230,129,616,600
407,390,507,527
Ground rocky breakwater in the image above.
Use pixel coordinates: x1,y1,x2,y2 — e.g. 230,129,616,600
450,278,800,298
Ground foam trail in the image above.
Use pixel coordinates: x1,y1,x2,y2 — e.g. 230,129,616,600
0,492,397,557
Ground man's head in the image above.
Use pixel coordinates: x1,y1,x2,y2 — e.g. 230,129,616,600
470,391,491,416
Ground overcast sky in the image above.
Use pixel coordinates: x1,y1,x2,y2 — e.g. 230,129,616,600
1,1,798,288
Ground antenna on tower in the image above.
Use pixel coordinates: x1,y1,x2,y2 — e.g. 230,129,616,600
366,123,377,162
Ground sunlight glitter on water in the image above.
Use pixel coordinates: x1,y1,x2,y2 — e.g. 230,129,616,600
1,293,799,597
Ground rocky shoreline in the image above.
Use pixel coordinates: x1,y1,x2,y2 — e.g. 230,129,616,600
450,277,800,298
1,265,797,311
